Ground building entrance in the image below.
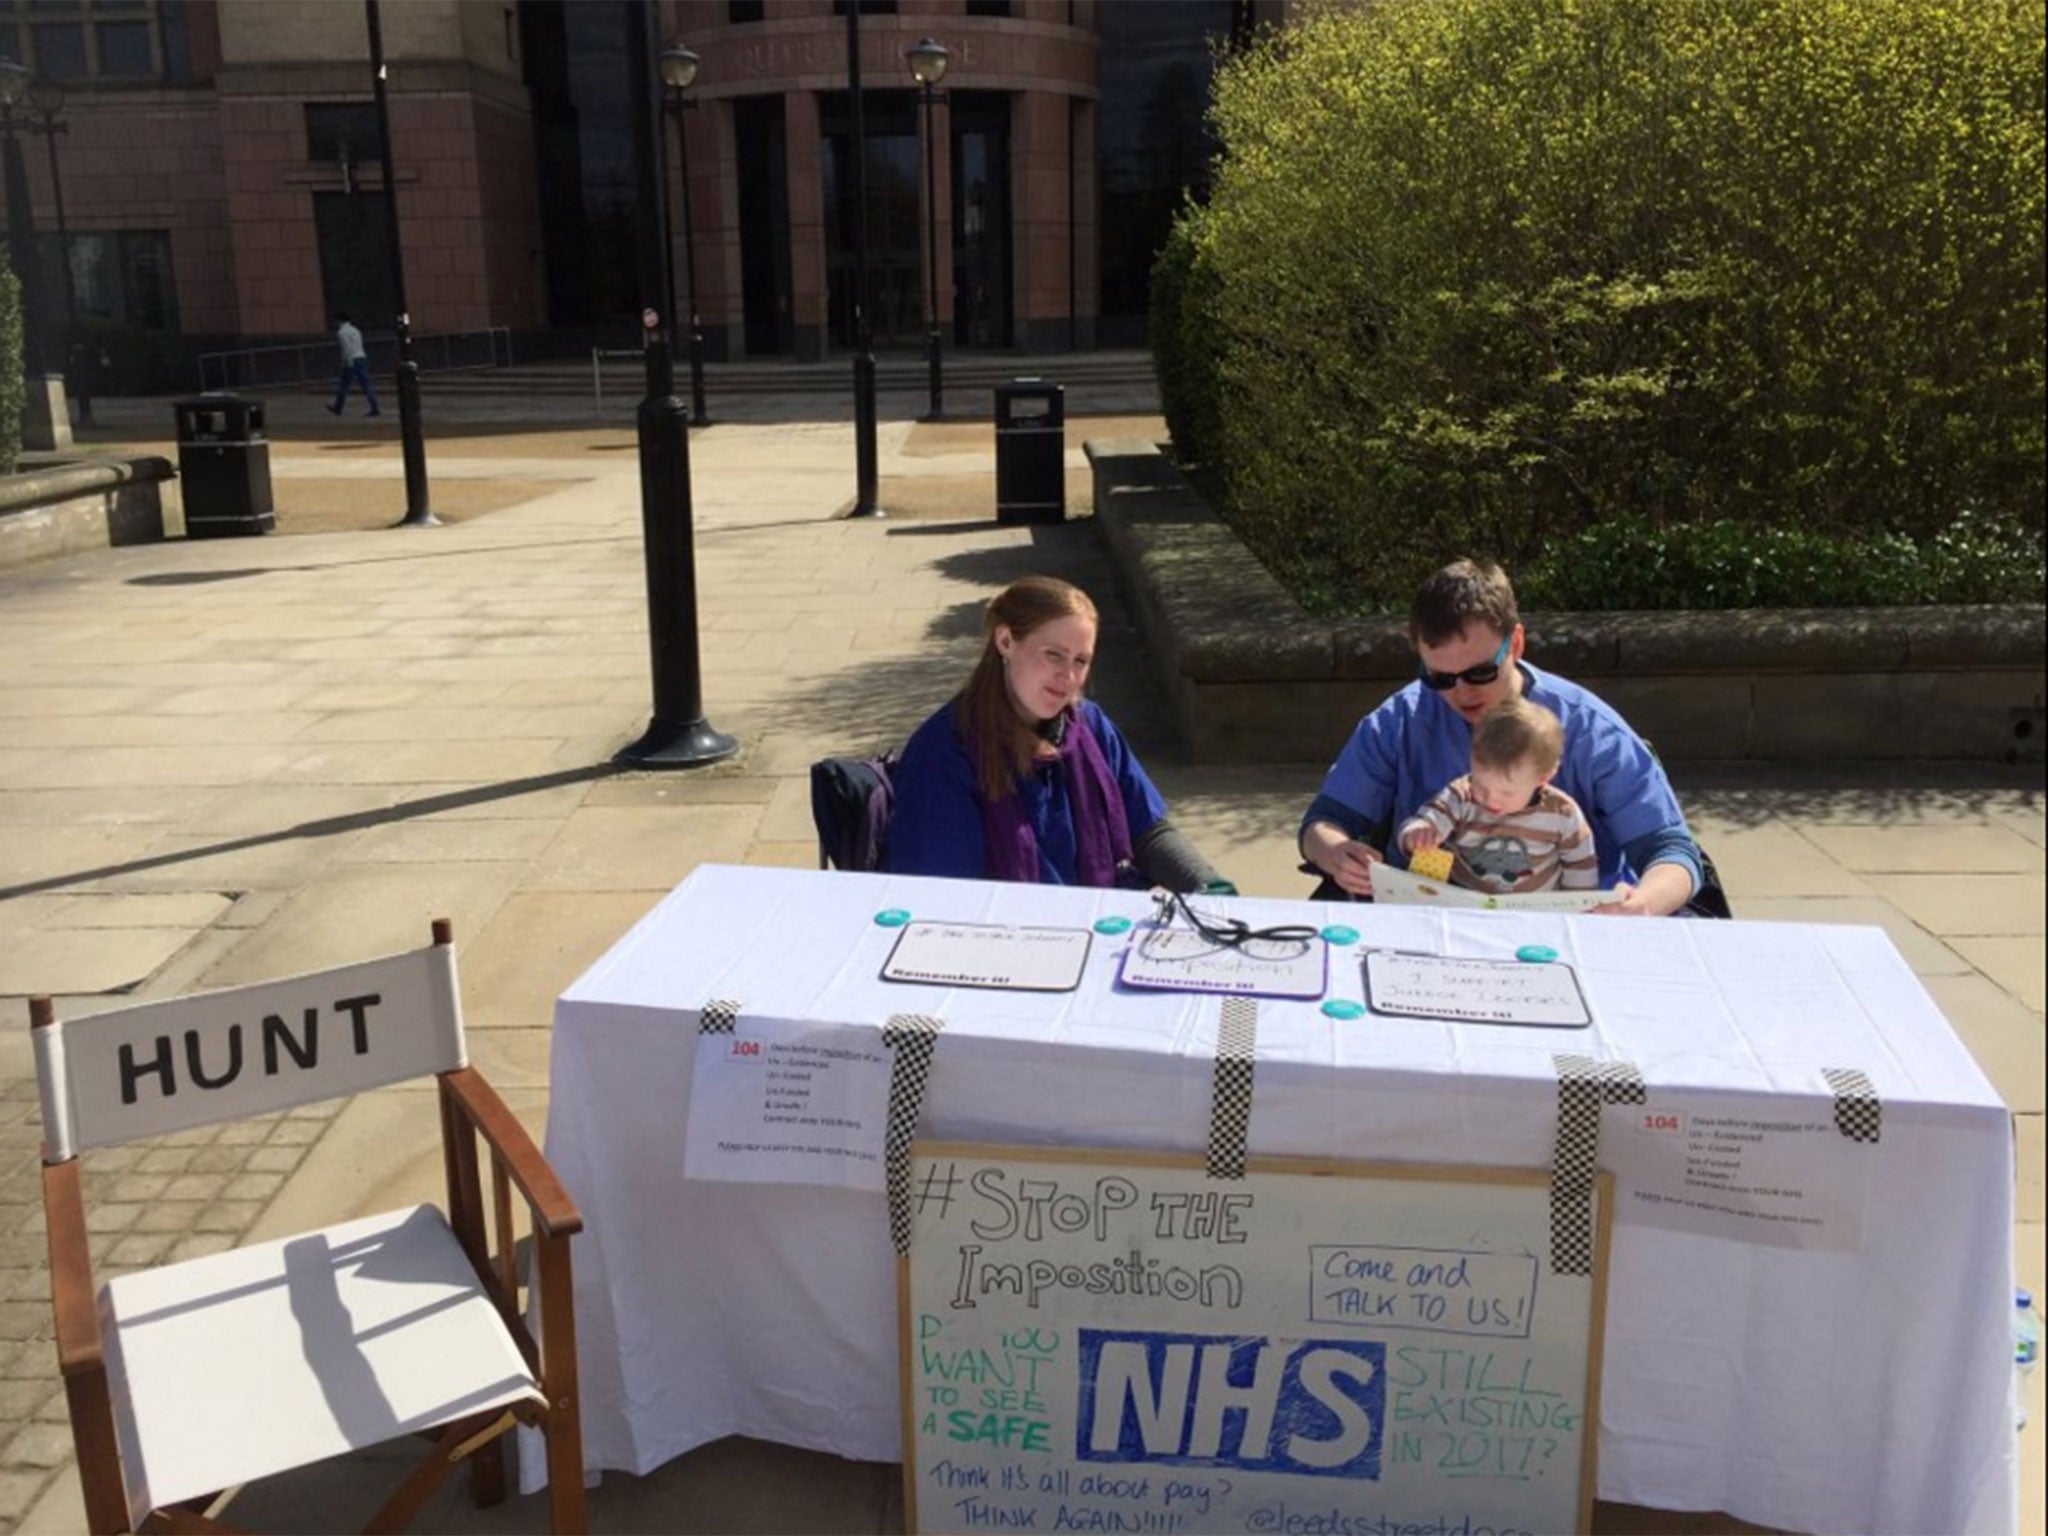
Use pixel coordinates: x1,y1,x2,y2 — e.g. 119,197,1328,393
821,91,923,350
950,92,1012,349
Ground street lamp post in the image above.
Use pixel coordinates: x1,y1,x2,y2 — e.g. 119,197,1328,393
27,77,87,425
659,42,710,428
845,0,880,517
618,0,734,769
905,38,949,423
364,0,437,527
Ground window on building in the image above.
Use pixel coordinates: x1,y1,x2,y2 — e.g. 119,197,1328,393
159,0,191,85
121,228,175,330
831,2,898,15
728,1,765,22
965,2,1012,16
0,1,164,84
95,17,149,75
304,102,384,166
40,229,177,332
32,21,88,79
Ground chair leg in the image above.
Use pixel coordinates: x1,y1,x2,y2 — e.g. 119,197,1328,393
466,1434,507,1510
537,1234,587,1534
545,1435,588,1536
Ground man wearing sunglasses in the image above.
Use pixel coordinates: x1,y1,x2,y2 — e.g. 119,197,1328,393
1298,559,1704,916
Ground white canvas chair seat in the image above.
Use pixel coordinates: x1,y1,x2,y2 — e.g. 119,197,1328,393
31,921,586,1534
104,1205,541,1528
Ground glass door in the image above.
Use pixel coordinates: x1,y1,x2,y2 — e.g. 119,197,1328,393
950,91,1011,349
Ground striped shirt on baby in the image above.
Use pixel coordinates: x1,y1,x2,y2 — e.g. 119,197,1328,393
1398,778,1598,894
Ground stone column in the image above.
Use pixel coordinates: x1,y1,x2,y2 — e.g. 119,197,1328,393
1011,89,1071,354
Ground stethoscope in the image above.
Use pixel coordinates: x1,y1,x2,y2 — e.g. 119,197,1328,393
1146,887,1321,951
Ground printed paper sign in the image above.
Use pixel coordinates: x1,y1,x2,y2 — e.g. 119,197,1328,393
683,1017,892,1191
1373,862,1614,912
1117,927,1329,1000
1611,1101,1869,1250
1364,950,1592,1027
883,922,1093,993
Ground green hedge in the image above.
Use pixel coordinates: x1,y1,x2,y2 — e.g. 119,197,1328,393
0,266,21,475
1149,203,1224,472
1159,0,2046,614
1521,507,2046,610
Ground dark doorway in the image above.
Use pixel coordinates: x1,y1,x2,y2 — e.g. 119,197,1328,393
950,91,1011,349
821,89,922,350
1096,0,1242,346
313,191,394,329
734,95,793,356
520,0,641,335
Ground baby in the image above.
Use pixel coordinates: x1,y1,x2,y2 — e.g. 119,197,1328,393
1398,698,1598,894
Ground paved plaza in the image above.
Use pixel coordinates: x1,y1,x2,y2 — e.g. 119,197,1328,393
0,390,2040,1533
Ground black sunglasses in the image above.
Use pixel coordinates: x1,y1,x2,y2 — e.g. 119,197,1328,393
1418,632,1512,691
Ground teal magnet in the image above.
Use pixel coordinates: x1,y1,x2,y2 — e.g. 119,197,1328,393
874,908,912,928
1093,915,1134,935
1320,924,1360,946
1322,998,1367,1020
1516,944,1558,964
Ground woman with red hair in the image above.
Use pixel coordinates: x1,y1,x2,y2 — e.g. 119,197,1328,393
887,576,1226,892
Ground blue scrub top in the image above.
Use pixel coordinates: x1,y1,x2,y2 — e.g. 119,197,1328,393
886,699,1168,886
1306,663,1698,890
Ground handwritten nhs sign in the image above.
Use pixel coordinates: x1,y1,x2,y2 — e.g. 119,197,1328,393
1075,1329,1383,1480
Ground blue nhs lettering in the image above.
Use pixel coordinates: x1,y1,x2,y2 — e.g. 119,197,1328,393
1075,1329,1383,1480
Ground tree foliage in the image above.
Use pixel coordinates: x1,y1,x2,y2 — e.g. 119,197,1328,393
1155,0,2046,612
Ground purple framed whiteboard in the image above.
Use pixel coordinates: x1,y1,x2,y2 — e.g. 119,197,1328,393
1115,927,1329,1000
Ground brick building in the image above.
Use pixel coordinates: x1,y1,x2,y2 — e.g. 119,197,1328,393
0,0,1273,388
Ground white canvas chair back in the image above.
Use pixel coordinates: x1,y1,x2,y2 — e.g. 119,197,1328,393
34,943,465,1161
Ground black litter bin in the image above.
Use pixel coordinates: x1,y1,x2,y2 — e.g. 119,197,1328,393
175,394,275,538
994,378,1065,525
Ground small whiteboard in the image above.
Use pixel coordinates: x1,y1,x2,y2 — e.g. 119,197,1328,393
900,1145,1609,1536
882,921,1092,992
1117,926,1328,999
1365,950,1592,1027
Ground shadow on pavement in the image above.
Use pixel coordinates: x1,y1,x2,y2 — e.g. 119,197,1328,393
0,765,620,903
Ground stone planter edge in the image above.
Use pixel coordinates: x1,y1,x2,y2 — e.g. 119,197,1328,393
1085,438,2045,764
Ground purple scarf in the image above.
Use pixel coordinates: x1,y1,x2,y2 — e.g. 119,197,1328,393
981,708,1132,886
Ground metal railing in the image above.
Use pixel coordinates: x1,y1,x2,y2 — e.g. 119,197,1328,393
590,345,645,416
196,326,514,394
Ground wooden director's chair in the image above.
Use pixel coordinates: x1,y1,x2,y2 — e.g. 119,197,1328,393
30,919,586,1534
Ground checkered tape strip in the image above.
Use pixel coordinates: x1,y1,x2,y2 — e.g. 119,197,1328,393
1823,1067,1881,1143
698,998,741,1034
884,1014,947,1254
1550,1053,1645,1277
1207,997,1258,1181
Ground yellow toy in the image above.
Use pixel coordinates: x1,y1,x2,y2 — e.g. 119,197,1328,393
1408,846,1455,882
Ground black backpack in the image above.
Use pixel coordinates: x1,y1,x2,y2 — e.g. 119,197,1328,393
808,752,901,872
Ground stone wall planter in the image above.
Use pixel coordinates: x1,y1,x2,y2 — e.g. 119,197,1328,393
0,456,176,574
1086,439,2046,765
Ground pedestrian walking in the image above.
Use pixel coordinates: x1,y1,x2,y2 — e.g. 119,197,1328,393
327,313,381,417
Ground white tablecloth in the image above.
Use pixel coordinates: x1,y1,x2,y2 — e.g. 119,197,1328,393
536,864,2016,1534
